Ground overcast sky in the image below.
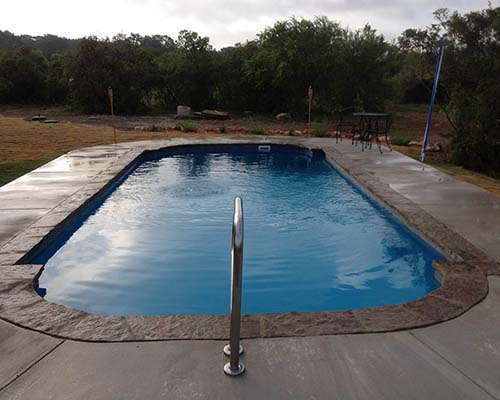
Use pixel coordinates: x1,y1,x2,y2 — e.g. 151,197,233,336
1,0,498,48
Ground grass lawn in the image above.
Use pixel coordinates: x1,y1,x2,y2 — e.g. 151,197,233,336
1,115,499,198
0,117,217,186
0,155,59,187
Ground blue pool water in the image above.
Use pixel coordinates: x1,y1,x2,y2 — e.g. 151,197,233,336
34,145,443,316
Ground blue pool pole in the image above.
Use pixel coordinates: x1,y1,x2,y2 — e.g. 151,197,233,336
224,197,245,376
421,38,444,164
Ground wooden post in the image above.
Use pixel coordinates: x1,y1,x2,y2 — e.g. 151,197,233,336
107,86,116,144
308,85,313,134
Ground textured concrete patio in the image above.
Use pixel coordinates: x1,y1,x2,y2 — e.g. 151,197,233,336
1,277,499,399
1,137,500,399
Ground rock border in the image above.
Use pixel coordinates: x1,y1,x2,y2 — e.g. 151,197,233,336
0,137,497,341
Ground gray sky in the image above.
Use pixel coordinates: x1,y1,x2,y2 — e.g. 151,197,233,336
1,0,497,48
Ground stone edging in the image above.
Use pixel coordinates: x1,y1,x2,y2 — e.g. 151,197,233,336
0,137,497,341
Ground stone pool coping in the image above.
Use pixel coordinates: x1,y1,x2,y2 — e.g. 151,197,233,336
0,137,497,342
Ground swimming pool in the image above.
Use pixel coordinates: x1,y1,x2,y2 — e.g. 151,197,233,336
34,145,443,316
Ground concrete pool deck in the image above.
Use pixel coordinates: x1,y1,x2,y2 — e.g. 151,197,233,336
1,136,500,398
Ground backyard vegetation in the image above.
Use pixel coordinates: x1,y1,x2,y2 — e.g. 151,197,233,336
0,6,499,180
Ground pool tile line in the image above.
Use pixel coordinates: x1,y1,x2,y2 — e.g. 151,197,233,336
0,137,496,341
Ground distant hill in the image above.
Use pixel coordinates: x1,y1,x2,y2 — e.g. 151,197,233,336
0,31,81,53
0,31,177,54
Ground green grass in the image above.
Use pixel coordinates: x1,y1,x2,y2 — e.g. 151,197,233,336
0,154,58,186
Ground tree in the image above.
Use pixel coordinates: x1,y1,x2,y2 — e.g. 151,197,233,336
212,42,260,111
46,52,74,104
399,7,500,177
69,37,157,114
155,31,215,109
0,47,48,103
243,17,397,114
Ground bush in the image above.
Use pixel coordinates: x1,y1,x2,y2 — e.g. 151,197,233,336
246,125,267,135
175,121,198,132
311,123,329,137
312,129,329,137
450,86,500,178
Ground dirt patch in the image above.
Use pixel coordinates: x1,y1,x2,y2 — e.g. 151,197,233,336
390,109,454,145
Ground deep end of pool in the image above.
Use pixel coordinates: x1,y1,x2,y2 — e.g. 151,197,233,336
31,144,444,316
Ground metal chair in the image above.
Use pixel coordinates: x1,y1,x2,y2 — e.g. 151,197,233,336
333,106,358,144
351,115,370,150
366,116,393,153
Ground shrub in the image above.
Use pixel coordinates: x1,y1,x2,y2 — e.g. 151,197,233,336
246,125,267,135
450,86,500,178
175,121,198,132
311,124,329,137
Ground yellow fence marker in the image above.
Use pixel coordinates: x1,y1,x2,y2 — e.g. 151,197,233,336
107,86,116,144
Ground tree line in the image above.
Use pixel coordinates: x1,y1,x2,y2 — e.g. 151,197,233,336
0,7,499,176
0,19,398,114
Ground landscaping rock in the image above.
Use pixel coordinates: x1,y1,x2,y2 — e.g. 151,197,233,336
408,140,442,152
145,125,166,132
176,105,191,119
201,109,229,120
276,113,291,121
427,143,443,152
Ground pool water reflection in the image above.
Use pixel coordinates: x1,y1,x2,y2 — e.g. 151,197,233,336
35,145,443,315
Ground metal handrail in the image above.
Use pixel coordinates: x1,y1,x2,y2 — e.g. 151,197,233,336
223,197,245,376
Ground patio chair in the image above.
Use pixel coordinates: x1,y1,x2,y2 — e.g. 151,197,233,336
352,117,369,149
333,106,358,144
366,116,393,153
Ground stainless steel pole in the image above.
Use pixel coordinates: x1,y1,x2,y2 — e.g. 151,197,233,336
223,197,245,376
